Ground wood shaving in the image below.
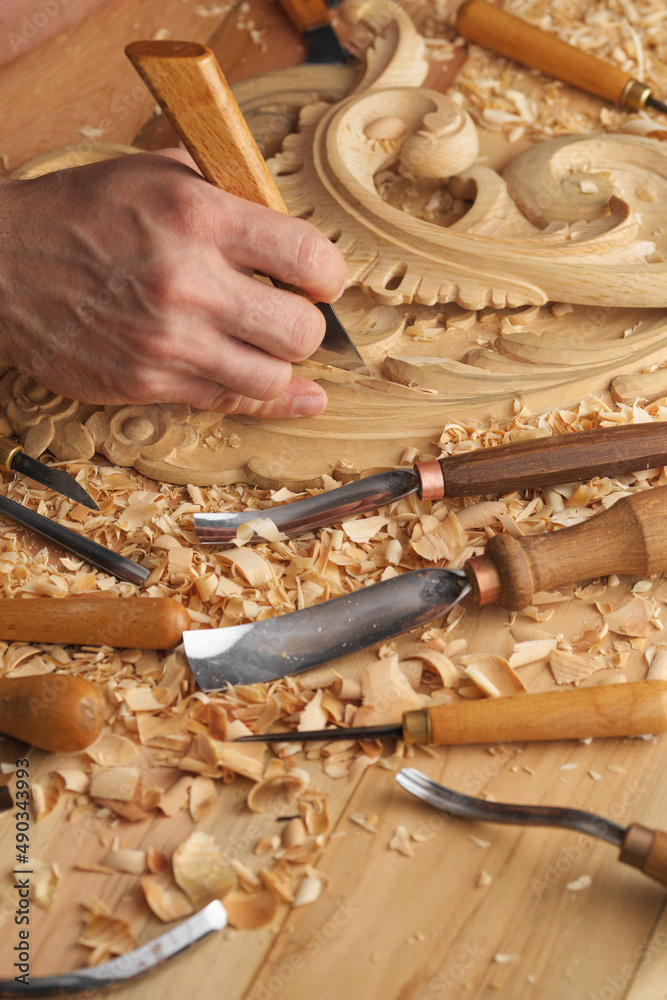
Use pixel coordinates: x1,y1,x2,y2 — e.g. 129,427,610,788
460,654,527,697
78,899,138,965
389,825,415,857
30,858,62,909
223,889,277,929
565,875,593,892
549,649,605,685
172,831,236,907
602,597,657,637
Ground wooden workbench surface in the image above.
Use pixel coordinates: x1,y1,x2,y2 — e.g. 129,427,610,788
1,3,667,999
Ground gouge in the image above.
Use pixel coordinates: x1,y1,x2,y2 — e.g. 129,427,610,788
0,436,98,510
236,682,667,746
457,0,667,116
397,767,667,888
125,40,367,375
0,674,106,752
194,423,667,542
277,0,353,64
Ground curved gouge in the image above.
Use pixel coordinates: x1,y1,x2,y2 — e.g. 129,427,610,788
397,767,667,889
237,681,667,745
125,40,367,374
0,674,106,752
457,0,667,116
185,485,667,688
194,423,667,542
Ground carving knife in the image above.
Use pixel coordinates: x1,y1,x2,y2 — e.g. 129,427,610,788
277,0,354,65
125,40,368,375
5,487,667,687
235,681,667,746
457,0,667,117
193,423,667,542
0,436,98,510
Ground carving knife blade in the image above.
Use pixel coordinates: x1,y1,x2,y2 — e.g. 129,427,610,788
193,423,667,543
126,40,368,375
0,437,98,510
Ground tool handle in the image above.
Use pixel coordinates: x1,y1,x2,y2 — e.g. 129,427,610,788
125,41,287,213
278,0,331,32
0,674,106,752
414,681,667,746
0,596,190,649
469,486,667,609
620,823,667,888
440,424,667,499
456,0,636,106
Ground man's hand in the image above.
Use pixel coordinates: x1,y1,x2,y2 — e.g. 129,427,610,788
0,149,347,418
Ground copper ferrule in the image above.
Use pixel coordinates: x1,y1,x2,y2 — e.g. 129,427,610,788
0,439,22,472
619,822,655,870
620,78,652,111
416,460,445,500
465,555,502,606
402,709,432,745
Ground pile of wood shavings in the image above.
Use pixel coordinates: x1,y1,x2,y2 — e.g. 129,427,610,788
448,0,667,142
5,395,667,955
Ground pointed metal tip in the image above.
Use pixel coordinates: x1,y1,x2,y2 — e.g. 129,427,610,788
12,452,100,510
646,94,667,117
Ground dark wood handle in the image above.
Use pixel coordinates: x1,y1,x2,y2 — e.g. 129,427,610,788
0,675,106,752
278,0,331,32
456,0,634,104
442,424,667,498
424,681,667,745
0,596,190,649
481,486,667,609
620,823,667,888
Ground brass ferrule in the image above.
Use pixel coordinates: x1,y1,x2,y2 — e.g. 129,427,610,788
402,709,431,745
416,460,445,500
465,555,502,606
0,439,22,472
619,822,655,870
620,78,652,111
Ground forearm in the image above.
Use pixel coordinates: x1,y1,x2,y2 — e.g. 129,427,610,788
0,0,115,68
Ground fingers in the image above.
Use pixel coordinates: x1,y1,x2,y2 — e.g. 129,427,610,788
164,373,328,419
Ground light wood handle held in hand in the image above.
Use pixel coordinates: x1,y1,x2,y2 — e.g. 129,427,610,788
457,0,648,109
278,0,331,33
0,596,190,649
441,424,667,498
0,674,106,752
473,486,667,609
408,681,667,746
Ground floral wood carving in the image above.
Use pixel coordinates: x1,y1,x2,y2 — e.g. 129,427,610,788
5,0,667,489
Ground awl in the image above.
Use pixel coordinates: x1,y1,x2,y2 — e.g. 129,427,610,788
126,40,367,375
235,681,667,746
457,0,667,116
0,436,98,510
194,423,667,542
10,486,667,686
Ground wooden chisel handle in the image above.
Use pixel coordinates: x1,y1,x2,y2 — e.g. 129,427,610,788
403,681,667,746
456,0,650,110
278,0,332,32
621,823,667,888
0,596,190,649
424,423,667,499
467,485,667,609
0,674,106,752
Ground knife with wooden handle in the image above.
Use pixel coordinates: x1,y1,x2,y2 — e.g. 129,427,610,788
194,423,667,542
0,674,106,752
457,0,667,116
3,485,667,692
125,39,367,374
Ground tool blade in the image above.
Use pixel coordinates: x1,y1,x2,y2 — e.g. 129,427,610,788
303,24,354,64
12,452,99,510
310,302,369,373
237,723,402,742
185,567,470,689
194,468,419,542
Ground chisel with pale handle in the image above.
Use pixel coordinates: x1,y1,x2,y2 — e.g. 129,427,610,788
457,0,667,116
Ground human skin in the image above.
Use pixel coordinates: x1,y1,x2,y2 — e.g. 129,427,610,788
0,149,347,417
